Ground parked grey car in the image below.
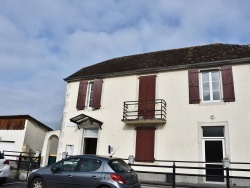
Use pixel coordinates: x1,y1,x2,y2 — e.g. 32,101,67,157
27,154,141,188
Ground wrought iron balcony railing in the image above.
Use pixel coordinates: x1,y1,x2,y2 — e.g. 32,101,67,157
122,99,166,124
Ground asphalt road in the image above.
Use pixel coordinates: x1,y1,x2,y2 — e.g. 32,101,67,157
1,180,27,188
1,181,166,188
1,180,177,188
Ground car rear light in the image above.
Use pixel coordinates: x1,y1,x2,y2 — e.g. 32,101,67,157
110,174,126,184
3,160,9,165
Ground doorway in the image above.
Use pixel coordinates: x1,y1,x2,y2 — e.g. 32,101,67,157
83,129,98,155
202,126,225,183
84,138,97,154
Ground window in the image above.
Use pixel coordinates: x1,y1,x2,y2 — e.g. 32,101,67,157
135,127,155,162
78,158,102,172
76,79,103,110
201,70,221,102
66,145,74,156
87,82,94,107
188,66,235,104
52,158,80,172
203,126,224,137
108,159,133,173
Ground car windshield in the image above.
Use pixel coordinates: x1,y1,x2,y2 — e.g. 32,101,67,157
108,159,133,173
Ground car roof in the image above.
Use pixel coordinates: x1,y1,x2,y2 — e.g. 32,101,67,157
68,154,121,162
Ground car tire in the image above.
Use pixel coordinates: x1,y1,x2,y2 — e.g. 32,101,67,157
31,177,46,188
0,177,7,185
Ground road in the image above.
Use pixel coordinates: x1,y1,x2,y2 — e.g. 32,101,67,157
1,180,27,188
1,180,181,188
0,181,169,188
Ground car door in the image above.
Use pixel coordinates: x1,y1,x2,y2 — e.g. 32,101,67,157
46,158,80,188
72,158,103,188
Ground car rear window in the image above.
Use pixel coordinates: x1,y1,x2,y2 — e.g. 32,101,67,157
108,159,133,173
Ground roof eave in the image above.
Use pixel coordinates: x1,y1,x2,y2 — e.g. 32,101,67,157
64,57,250,82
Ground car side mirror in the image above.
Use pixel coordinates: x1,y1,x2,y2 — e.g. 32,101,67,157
51,166,59,173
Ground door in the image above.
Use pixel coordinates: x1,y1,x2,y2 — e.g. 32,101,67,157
138,75,156,119
203,140,224,182
47,158,80,188
84,138,97,154
135,127,155,162
202,126,225,183
72,158,102,188
83,129,98,154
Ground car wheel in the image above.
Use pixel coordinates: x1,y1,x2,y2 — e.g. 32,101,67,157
31,177,46,188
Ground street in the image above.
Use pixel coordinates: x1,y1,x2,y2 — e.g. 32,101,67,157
1,180,27,188
0,180,172,188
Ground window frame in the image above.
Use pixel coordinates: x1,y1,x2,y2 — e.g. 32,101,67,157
86,82,94,108
77,158,102,172
52,158,80,172
200,70,223,103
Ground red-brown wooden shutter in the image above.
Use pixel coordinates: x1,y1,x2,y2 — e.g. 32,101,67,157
76,80,88,110
92,79,103,109
138,75,156,119
188,69,200,104
221,66,235,102
135,127,155,162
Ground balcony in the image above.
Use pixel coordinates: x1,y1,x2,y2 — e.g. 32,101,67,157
122,99,166,124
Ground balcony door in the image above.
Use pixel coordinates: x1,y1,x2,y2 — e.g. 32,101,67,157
138,75,156,119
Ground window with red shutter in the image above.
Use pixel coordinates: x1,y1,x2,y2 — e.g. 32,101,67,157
188,69,200,104
92,79,103,109
76,80,88,110
135,127,155,162
138,75,156,119
189,66,235,104
221,66,235,102
76,79,103,110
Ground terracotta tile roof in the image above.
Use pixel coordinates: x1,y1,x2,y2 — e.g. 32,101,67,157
0,115,53,131
65,43,250,81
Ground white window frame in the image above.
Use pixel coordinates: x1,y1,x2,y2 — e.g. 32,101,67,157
86,82,94,108
200,70,222,103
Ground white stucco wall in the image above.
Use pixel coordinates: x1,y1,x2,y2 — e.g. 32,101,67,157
0,128,26,152
23,119,49,153
58,63,250,167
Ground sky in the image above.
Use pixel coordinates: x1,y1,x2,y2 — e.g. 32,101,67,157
0,0,250,130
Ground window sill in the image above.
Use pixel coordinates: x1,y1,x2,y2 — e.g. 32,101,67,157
82,107,102,111
198,102,226,106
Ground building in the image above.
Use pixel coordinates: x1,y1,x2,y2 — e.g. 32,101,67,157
0,115,59,168
57,43,250,186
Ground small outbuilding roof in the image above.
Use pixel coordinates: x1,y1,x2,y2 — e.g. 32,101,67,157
0,115,53,131
65,43,250,81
